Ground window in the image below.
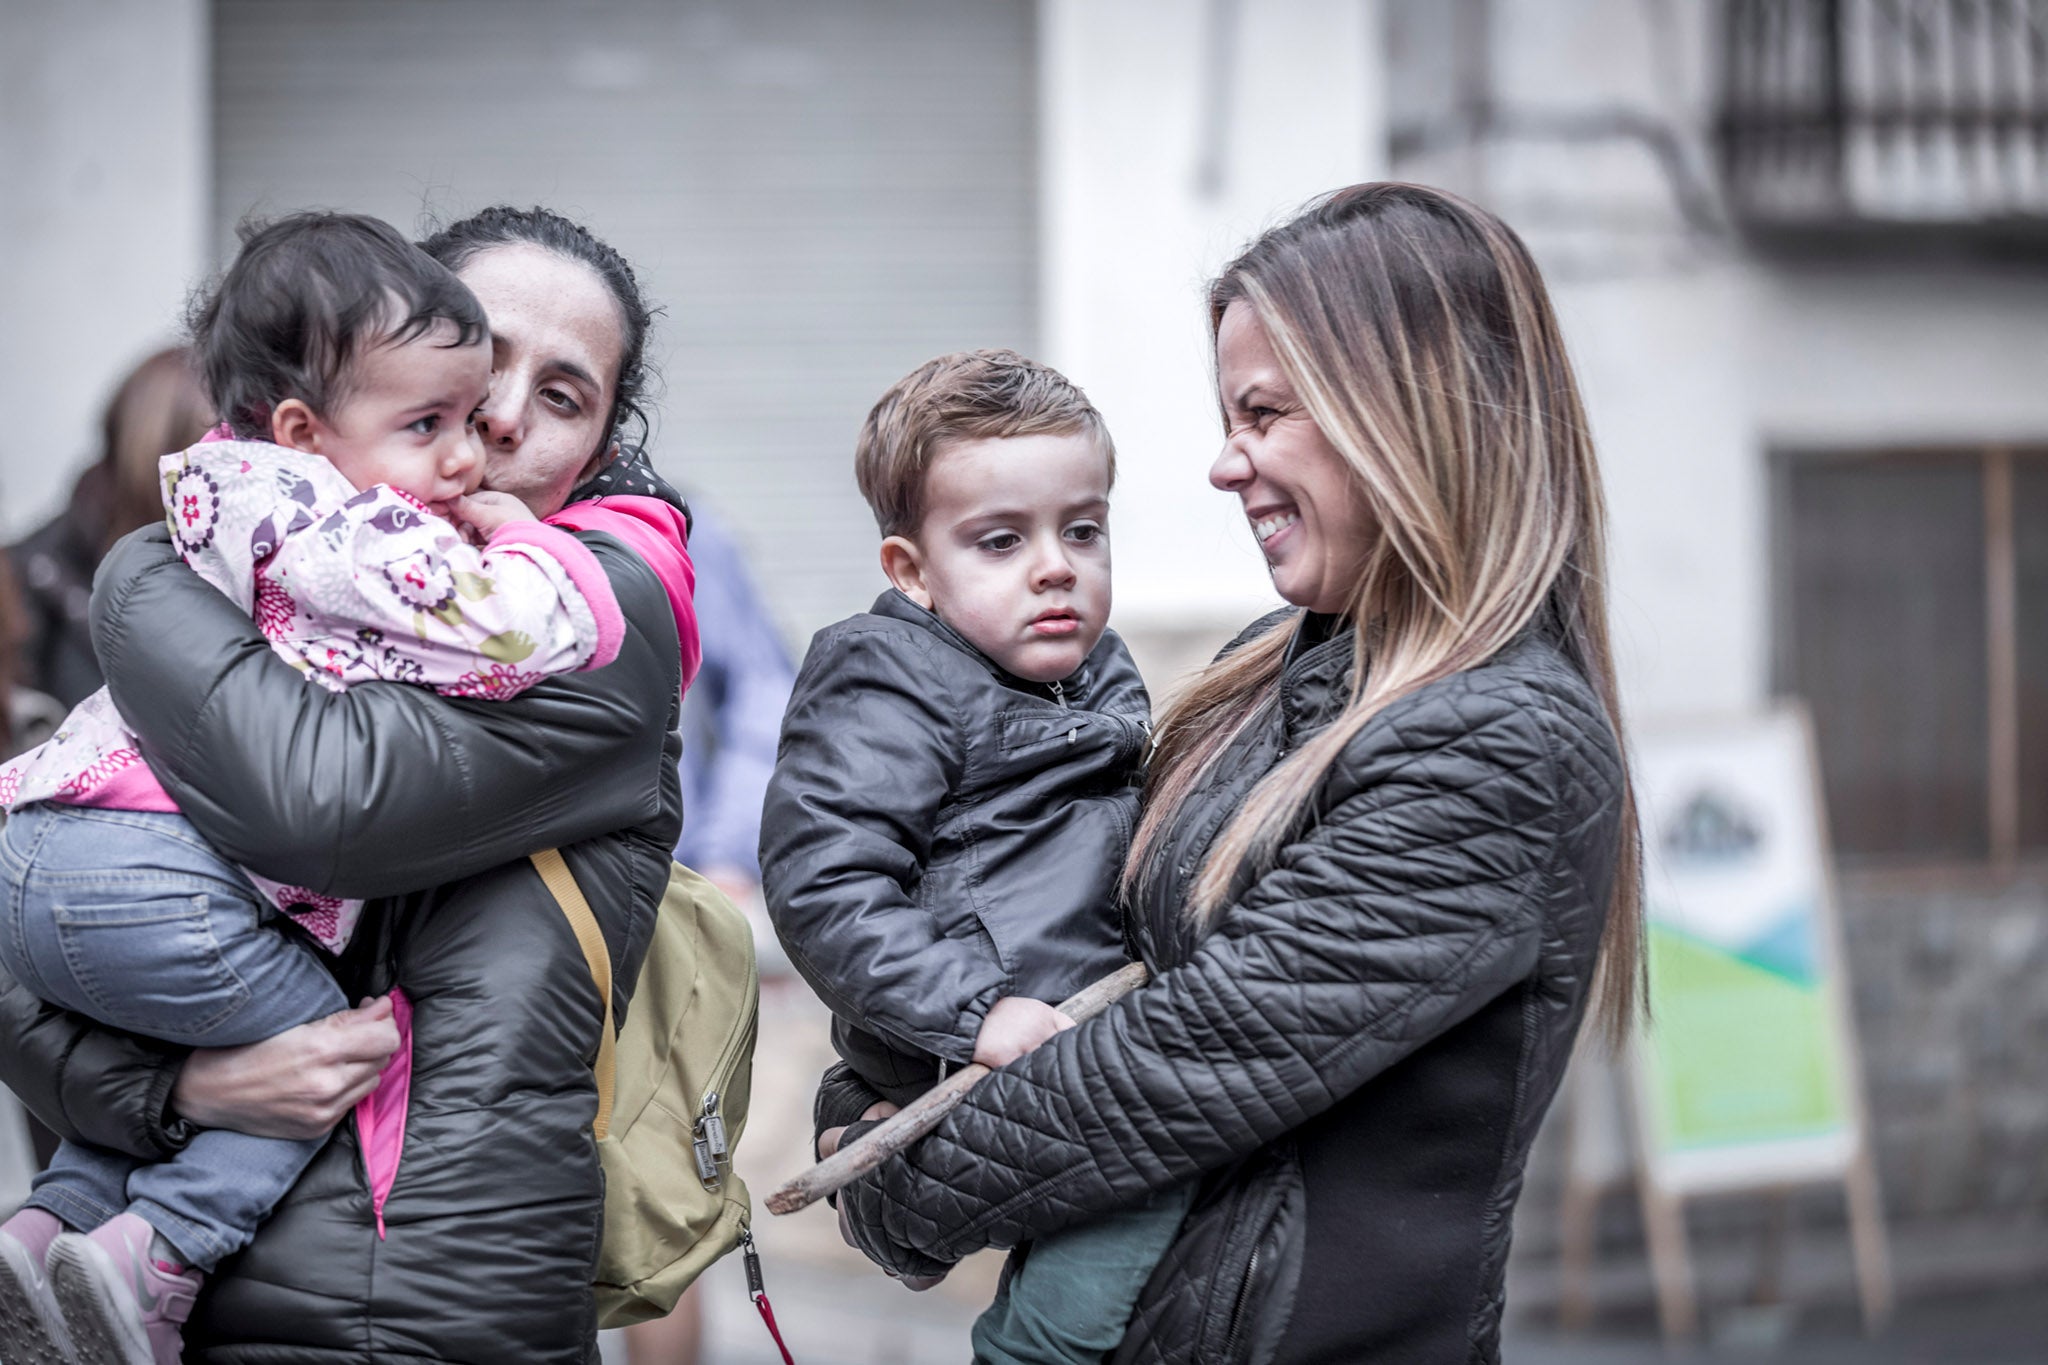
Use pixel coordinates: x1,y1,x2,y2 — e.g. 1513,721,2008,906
1775,447,2046,866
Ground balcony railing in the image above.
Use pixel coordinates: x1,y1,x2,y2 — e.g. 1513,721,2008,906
1719,0,2048,238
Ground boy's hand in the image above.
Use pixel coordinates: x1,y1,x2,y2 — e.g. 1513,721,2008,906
971,995,1076,1069
446,490,530,543
820,1100,946,1288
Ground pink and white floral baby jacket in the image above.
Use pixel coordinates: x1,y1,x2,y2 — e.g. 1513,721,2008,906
0,439,624,951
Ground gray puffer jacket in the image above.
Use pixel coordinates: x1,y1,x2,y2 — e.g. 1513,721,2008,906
762,589,1146,1105
834,608,1627,1365
0,467,690,1363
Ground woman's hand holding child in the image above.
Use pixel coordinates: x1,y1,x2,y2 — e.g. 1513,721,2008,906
819,995,1073,1295
172,995,402,1140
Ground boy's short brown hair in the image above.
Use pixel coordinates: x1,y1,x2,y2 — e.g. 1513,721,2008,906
855,349,1115,539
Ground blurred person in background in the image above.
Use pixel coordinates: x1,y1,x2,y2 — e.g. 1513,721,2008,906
672,501,795,915
618,500,793,1365
825,184,1641,1365
0,205,699,1365
9,348,214,709
0,550,57,762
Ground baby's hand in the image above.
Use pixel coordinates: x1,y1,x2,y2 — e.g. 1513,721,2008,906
972,995,1076,1069
447,490,530,543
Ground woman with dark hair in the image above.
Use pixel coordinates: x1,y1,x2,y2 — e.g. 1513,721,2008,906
9,348,214,709
825,184,1641,1364
0,207,696,1365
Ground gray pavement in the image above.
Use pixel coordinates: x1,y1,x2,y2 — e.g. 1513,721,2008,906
608,977,2047,1365
1506,1289,2048,1365
630,1248,2048,1365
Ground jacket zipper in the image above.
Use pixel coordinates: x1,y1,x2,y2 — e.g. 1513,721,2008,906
1222,1243,1261,1364
1210,1148,1292,1363
1050,678,1067,708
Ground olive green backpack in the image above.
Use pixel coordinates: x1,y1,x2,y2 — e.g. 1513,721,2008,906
530,851,760,1329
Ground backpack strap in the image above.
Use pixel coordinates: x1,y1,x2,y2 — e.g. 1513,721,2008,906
530,848,616,1140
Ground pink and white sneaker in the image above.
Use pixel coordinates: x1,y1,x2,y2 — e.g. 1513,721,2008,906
46,1213,201,1365
0,1209,77,1365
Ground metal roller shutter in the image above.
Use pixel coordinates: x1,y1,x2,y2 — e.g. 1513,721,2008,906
213,0,1038,641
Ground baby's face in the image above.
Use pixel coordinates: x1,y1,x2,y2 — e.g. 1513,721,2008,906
890,432,1113,685
312,321,491,515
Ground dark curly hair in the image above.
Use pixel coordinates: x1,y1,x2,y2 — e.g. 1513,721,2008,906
189,211,487,439
418,207,660,458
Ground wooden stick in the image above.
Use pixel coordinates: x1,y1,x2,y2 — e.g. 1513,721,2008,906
766,961,1150,1215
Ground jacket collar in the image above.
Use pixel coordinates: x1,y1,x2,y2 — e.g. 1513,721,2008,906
567,445,693,532
1277,612,1356,739
869,589,1095,703
1272,609,1571,742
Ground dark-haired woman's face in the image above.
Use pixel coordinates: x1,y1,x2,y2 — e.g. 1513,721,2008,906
459,243,625,517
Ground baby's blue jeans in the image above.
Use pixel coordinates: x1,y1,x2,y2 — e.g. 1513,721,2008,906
972,1184,1195,1365
0,803,346,1270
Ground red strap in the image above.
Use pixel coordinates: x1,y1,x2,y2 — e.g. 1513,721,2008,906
754,1291,795,1365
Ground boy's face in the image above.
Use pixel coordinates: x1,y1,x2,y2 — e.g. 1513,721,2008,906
882,432,1113,685
272,319,491,516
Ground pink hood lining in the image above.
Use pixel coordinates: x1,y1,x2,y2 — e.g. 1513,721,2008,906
354,987,414,1241
545,495,700,689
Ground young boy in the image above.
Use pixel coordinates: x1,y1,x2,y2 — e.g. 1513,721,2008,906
762,349,1187,1364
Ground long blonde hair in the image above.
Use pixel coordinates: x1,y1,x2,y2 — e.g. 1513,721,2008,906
1127,183,1644,1043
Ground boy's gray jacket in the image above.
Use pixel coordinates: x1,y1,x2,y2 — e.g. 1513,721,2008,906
761,590,1147,1100
0,507,685,1363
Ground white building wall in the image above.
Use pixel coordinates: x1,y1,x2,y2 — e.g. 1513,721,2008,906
1458,0,2048,719
1387,0,1770,720
0,0,211,537
1557,267,1768,719
1037,0,1384,677
1752,265,2048,450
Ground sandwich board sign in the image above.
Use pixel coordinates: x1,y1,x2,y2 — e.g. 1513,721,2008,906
1596,706,1889,1335
1633,706,1861,1190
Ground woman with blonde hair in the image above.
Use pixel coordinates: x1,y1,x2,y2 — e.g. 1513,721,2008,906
827,183,1641,1363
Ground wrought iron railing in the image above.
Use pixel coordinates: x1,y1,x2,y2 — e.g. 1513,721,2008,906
1719,0,2048,234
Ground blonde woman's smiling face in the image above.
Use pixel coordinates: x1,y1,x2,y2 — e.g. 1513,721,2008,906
1209,301,1376,616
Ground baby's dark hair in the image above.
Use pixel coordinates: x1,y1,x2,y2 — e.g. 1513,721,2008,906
189,211,488,439
419,206,659,456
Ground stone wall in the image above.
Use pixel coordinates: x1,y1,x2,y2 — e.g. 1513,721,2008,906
1507,868,2048,1320
1843,868,2048,1224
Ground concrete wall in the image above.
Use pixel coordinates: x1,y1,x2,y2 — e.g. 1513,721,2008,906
1752,263,2048,451
0,0,210,538
1388,0,1770,720
1038,0,1384,686
1557,267,1768,718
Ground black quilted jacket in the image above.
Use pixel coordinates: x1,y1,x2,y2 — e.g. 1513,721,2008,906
0,474,687,1362
834,609,1626,1365
762,590,1145,1104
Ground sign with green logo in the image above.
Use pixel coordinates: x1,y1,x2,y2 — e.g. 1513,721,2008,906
1630,707,1863,1192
